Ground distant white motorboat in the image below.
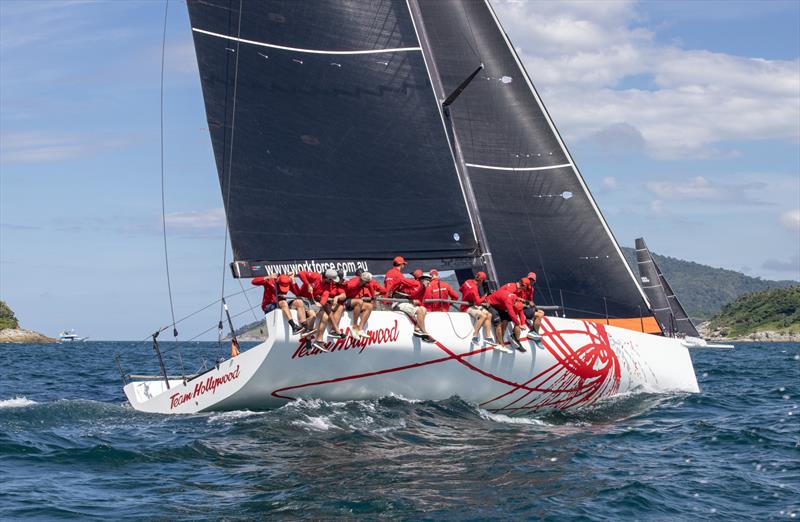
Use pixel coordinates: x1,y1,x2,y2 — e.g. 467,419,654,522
58,330,88,343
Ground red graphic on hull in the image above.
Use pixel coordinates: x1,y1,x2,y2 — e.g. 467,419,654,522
271,316,622,414
481,318,621,412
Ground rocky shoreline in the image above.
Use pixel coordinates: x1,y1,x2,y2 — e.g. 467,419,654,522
0,328,57,344
697,322,800,343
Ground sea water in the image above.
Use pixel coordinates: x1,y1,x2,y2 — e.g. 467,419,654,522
0,341,798,519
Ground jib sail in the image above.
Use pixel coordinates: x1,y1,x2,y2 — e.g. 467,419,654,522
635,238,699,337
411,0,654,323
187,0,481,277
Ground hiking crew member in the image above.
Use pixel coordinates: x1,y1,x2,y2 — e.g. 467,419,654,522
459,272,497,347
252,274,315,335
503,274,544,334
394,272,435,343
251,274,279,314
487,287,527,352
343,271,383,339
311,268,347,350
424,269,458,312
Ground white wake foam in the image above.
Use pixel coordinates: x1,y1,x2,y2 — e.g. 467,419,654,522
479,409,549,426
0,396,38,408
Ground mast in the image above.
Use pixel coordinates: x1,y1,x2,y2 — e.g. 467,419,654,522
406,0,497,283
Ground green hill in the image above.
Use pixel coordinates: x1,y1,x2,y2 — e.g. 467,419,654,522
0,300,20,330
621,247,795,320
707,285,800,337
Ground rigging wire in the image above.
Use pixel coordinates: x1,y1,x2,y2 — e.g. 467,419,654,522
143,285,260,342
158,0,185,377
217,0,245,352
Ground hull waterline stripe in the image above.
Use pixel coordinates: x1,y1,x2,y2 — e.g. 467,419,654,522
192,28,422,55
465,162,572,172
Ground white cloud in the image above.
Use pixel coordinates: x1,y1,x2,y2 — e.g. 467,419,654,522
493,0,800,159
602,176,618,189
645,176,767,204
165,208,226,233
780,209,800,232
649,199,665,214
0,132,127,164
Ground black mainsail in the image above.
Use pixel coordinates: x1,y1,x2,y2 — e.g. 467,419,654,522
187,0,481,277
412,0,653,323
635,238,699,337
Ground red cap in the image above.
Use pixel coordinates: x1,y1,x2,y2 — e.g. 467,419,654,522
276,274,292,293
430,269,439,278
393,256,406,266
513,300,524,311
475,271,487,281
520,277,531,286
527,272,537,282
412,269,423,279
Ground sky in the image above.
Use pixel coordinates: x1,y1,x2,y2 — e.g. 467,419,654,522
1,0,798,340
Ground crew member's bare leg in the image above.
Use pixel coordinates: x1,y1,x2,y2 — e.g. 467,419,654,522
358,302,373,338
415,307,429,335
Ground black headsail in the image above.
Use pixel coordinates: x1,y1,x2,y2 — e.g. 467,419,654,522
187,0,481,277
411,0,653,323
635,238,700,337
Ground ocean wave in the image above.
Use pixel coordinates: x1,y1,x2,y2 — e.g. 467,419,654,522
0,397,37,408
478,410,549,425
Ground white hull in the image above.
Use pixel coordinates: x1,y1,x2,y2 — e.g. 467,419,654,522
125,310,699,415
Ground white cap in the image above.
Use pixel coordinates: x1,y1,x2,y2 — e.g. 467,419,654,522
419,272,432,280
324,268,339,282
360,271,373,282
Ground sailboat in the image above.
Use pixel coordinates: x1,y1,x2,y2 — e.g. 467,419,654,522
123,0,701,414
636,237,733,349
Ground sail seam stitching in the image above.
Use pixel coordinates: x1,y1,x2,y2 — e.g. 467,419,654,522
192,28,422,55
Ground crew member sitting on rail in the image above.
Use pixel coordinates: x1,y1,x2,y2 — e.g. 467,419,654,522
424,269,458,312
487,287,527,352
310,268,347,351
459,271,497,347
521,272,545,334
343,271,384,340
252,274,313,335
393,272,435,343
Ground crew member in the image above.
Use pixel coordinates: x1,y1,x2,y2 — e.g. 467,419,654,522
394,272,435,342
310,268,346,351
487,286,527,352
459,272,497,347
424,269,458,312
384,256,408,296
343,271,384,339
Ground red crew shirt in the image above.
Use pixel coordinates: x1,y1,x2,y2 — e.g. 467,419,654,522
384,267,407,296
297,271,322,299
459,279,486,312
500,282,534,304
343,277,388,299
314,279,344,306
424,279,458,312
251,277,277,312
487,288,525,326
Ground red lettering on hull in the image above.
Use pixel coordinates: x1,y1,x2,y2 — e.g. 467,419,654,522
291,320,400,359
169,365,241,410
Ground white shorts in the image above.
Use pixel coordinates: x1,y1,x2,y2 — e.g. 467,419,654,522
467,306,485,321
396,302,423,317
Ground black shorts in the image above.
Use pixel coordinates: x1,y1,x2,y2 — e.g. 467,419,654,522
523,306,535,321
489,306,511,326
345,298,357,310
